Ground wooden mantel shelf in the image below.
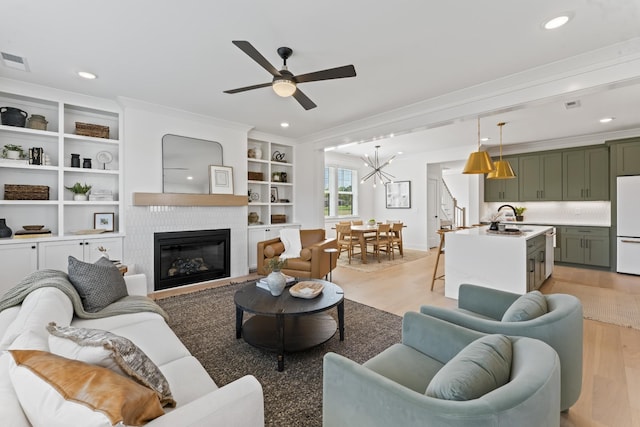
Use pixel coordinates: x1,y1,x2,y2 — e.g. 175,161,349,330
133,192,248,207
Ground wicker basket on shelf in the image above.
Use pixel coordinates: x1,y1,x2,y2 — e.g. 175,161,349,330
271,214,287,224
75,122,110,139
4,184,49,200
248,172,264,181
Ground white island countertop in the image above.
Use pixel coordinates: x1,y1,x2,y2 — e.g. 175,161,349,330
444,225,553,299
452,225,553,239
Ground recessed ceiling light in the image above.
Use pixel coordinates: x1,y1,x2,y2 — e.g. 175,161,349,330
186,176,193,180
599,117,615,123
480,137,490,142
397,151,403,155
77,71,97,80
280,122,289,128
543,14,571,30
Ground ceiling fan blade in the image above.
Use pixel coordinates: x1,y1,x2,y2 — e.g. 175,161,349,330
224,82,272,94
294,65,356,84
232,40,281,77
292,88,317,110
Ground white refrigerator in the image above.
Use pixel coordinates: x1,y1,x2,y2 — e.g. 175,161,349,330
617,176,640,275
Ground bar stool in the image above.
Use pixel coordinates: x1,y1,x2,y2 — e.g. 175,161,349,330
430,229,455,291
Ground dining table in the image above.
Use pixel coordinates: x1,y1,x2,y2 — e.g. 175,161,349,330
349,224,381,264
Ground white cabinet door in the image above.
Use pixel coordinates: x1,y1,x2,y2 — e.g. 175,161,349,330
0,243,38,294
38,240,85,272
84,238,123,264
38,237,123,272
248,228,267,270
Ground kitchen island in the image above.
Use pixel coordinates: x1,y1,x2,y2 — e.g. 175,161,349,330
444,225,554,299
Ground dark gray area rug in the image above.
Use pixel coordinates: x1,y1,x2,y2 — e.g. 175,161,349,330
157,281,402,427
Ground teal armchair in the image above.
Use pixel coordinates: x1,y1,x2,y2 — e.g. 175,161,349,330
420,284,583,412
323,311,561,427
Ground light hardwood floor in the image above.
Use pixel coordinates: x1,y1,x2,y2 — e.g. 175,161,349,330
153,249,640,427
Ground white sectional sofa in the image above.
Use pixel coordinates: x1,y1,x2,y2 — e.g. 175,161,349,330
0,273,264,427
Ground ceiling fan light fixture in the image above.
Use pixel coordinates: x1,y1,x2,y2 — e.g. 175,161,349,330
463,118,494,174
272,78,297,97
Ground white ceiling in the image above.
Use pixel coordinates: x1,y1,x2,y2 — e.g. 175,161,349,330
2,1,640,160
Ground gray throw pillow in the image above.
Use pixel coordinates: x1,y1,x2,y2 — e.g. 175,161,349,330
68,256,128,312
501,291,548,322
425,334,512,401
47,322,175,407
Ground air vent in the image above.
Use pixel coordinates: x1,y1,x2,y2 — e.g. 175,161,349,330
1,52,29,72
564,100,581,109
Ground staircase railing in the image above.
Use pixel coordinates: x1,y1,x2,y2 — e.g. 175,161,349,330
440,180,466,229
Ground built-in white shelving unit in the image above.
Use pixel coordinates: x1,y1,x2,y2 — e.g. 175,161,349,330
0,90,124,282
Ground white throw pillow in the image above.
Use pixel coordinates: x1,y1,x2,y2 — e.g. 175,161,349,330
279,228,302,260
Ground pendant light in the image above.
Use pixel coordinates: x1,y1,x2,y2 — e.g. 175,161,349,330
487,122,516,179
462,118,494,174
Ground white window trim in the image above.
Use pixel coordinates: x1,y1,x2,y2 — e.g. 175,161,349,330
325,165,358,218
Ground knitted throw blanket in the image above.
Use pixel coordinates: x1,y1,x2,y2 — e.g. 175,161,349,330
0,270,168,321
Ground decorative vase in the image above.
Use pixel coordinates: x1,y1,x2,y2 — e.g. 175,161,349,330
254,146,263,160
266,270,286,296
83,158,92,168
0,218,12,238
248,212,259,224
71,153,80,167
489,221,499,231
73,194,88,201
27,114,48,130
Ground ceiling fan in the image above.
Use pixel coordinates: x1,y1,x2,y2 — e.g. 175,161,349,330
223,40,356,110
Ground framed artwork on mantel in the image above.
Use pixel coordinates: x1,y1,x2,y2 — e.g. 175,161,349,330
385,181,411,209
209,165,234,195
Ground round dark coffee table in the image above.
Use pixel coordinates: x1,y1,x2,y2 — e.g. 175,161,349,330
234,279,344,371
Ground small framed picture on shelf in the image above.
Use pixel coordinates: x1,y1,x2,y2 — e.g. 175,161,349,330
209,165,234,194
270,187,279,203
94,212,114,232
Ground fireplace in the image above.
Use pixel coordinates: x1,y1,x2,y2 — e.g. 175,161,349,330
154,229,230,291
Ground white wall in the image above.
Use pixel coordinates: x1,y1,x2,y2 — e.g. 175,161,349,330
121,99,254,292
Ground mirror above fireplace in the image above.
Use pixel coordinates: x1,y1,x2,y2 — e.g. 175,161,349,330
162,134,223,194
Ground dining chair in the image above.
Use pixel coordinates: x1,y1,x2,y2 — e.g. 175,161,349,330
389,222,404,258
336,223,361,264
351,220,363,225
367,223,393,262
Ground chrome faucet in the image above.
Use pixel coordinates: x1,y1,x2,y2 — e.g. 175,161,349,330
498,204,517,218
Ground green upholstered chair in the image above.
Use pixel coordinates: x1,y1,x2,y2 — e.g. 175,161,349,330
323,311,561,427
420,284,583,412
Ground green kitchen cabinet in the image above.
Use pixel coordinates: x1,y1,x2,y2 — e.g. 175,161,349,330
560,226,610,267
519,152,563,201
484,156,519,202
526,234,546,291
562,147,609,200
615,139,640,176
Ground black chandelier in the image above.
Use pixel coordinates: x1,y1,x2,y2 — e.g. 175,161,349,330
360,145,395,188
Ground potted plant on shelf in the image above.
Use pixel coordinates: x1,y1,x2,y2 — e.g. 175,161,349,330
266,257,288,296
65,182,92,201
514,206,527,222
2,144,24,160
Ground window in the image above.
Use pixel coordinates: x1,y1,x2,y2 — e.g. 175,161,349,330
324,166,358,217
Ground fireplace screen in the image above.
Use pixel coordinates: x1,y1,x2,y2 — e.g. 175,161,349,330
154,229,230,291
